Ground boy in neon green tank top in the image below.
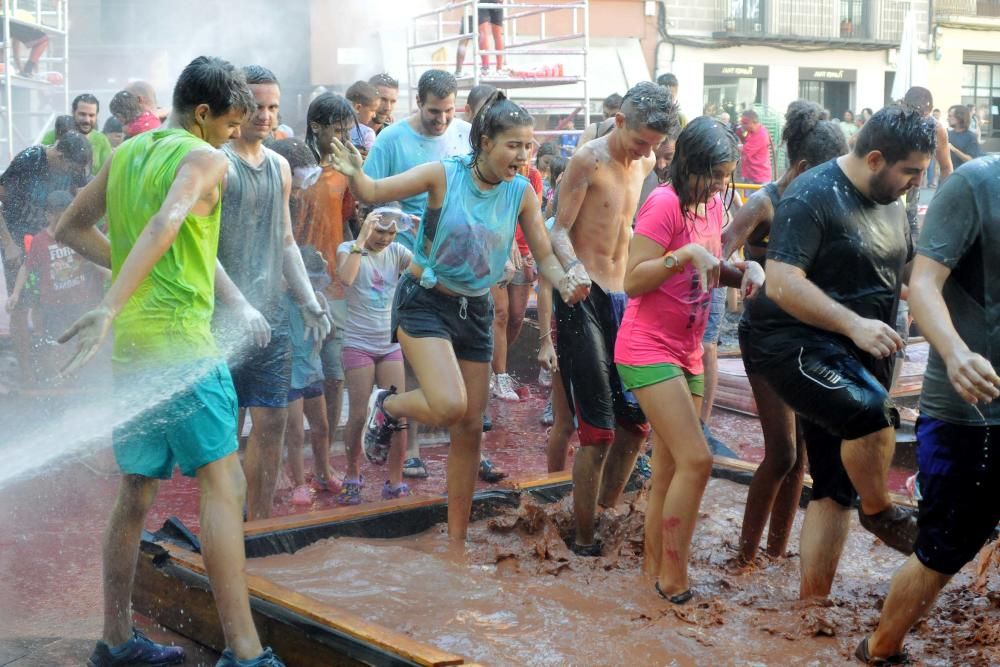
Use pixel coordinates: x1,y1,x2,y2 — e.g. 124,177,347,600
55,57,284,667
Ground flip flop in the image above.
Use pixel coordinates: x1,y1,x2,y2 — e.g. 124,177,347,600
854,636,911,665
655,581,693,605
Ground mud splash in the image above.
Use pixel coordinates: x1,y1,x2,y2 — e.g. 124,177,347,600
249,479,999,666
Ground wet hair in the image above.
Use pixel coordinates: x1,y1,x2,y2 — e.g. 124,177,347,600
669,116,740,222
782,100,848,167
949,104,971,130
172,55,255,119
345,80,378,107
305,92,357,161
548,156,567,189
603,93,623,112
537,141,559,160
902,86,933,115
110,90,143,124
45,190,73,212
54,114,74,139
853,105,936,164
267,137,318,171
741,109,759,122
468,90,533,164
368,73,399,90
656,73,679,89
72,93,99,113
243,65,279,86
102,116,123,134
467,83,497,116
54,130,93,167
417,69,457,104
620,81,679,136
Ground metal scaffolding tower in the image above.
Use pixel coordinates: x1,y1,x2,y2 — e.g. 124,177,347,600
408,1,590,144
0,0,69,166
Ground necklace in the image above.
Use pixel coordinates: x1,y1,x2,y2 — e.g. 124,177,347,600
473,159,502,187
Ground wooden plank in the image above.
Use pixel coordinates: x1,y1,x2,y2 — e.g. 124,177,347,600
244,495,445,536
505,470,572,490
160,544,466,667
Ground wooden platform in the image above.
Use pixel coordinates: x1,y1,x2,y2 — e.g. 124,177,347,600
716,340,929,417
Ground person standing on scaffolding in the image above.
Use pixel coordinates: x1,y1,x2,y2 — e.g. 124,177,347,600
455,1,507,77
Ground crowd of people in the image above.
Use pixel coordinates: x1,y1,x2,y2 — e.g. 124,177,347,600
0,51,995,666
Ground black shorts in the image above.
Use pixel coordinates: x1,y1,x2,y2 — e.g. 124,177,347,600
750,333,897,441
468,6,503,31
229,314,292,409
914,416,1000,575
392,274,493,363
555,283,648,446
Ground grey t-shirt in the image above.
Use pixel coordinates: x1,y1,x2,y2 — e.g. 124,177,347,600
916,155,1000,425
337,240,412,355
217,144,286,322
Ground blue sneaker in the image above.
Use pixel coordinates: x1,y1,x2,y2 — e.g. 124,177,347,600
87,628,185,666
215,647,285,667
336,477,364,506
363,386,398,464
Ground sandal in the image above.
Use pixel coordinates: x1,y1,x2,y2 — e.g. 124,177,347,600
402,457,429,479
479,457,507,483
655,581,693,605
854,636,911,665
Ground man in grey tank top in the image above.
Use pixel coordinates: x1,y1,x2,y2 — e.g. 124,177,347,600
216,65,331,521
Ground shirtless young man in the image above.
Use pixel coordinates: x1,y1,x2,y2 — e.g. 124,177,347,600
549,82,680,554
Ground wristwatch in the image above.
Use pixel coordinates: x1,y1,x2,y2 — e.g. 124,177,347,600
350,243,367,256
663,252,679,271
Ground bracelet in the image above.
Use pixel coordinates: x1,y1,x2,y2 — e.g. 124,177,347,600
539,329,552,340
350,244,368,256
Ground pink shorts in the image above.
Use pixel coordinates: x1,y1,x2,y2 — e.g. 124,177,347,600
342,346,404,371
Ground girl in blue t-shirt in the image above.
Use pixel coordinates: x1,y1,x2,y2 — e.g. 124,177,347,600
328,92,590,539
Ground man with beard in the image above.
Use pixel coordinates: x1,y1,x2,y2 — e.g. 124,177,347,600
748,106,935,598
43,94,113,174
367,73,400,135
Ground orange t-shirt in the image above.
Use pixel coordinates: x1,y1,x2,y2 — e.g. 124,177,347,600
293,165,354,299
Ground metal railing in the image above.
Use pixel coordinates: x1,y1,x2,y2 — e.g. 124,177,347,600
935,0,1000,16
717,0,907,42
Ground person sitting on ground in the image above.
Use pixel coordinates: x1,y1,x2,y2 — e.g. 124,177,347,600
327,91,590,539
110,90,160,138
102,117,125,149
615,117,764,603
345,80,379,156
336,206,414,504
285,245,342,506
857,153,1000,666
748,105,936,599
722,100,849,565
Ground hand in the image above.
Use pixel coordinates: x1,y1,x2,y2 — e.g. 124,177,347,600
681,243,721,294
944,347,1000,405
328,137,364,178
302,300,333,344
239,302,272,348
355,211,381,248
538,338,557,372
558,263,591,305
5,293,18,313
522,256,538,283
847,316,904,359
734,260,765,299
57,306,114,377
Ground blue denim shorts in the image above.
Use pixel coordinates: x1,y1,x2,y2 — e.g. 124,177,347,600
113,361,239,479
702,287,726,344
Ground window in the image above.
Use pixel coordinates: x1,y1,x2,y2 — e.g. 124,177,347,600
961,60,999,137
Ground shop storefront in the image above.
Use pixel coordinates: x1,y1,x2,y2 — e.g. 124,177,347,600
703,64,768,118
961,51,1000,138
798,67,857,120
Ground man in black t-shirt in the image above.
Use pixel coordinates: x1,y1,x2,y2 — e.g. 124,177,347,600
748,106,935,599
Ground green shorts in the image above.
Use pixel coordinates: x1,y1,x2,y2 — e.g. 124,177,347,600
616,362,705,396
113,361,239,479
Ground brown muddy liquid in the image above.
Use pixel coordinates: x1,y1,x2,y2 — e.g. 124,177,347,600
248,479,999,666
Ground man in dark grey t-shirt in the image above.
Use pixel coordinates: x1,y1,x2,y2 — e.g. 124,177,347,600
859,155,1000,665
217,65,331,520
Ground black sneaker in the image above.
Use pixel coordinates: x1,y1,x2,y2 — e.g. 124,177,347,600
87,629,185,667
858,505,918,555
363,386,398,464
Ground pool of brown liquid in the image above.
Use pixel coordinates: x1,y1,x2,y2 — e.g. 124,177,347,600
248,479,999,666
